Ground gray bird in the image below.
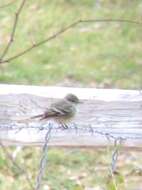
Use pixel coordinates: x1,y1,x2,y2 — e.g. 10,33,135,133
30,93,81,128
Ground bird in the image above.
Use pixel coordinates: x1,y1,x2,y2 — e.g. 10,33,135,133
30,93,81,128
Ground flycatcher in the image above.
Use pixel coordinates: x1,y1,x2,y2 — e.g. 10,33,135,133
30,93,80,128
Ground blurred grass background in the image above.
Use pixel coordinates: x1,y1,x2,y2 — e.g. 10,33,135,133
0,0,142,88
0,0,142,190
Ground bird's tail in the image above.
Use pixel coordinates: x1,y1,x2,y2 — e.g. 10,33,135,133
30,114,44,120
14,114,45,123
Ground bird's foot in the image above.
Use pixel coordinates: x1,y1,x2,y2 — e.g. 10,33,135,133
60,123,68,129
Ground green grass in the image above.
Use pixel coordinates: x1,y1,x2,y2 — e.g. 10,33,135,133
0,147,142,190
0,1,142,190
0,0,142,88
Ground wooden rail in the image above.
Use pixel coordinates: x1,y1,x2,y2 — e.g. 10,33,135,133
0,84,142,150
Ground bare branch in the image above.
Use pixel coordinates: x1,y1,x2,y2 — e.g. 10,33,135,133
0,18,142,64
0,0,26,62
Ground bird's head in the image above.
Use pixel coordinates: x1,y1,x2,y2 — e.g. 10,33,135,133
65,93,80,104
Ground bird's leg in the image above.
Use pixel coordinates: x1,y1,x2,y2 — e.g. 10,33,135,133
60,122,68,129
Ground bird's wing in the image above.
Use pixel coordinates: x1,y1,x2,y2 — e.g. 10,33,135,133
44,100,74,118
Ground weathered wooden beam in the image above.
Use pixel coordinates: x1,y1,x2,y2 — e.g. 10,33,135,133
0,84,142,149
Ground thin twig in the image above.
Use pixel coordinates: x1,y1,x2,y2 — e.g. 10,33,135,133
0,141,34,190
0,0,26,61
0,18,142,64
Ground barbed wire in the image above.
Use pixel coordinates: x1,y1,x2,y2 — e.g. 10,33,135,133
0,122,142,140
110,137,123,173
34,124,52,190
0,121,142,189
